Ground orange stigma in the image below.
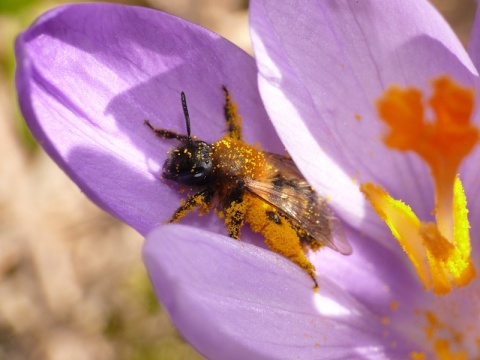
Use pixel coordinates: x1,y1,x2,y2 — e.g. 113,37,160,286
361,76,478,294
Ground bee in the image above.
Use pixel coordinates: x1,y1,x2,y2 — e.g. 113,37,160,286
145,87,352,289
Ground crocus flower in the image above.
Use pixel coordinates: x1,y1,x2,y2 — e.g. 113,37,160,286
15,0,480,359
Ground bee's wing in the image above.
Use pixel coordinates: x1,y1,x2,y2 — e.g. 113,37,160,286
246,153,352,255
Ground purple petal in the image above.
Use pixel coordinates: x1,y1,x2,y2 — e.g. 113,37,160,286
15,3,282,236
250,0,479,244
144,224,425,359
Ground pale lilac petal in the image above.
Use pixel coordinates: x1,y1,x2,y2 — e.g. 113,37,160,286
250,0,479,244
463,4,480,252
314,226,422,314
15,3,281,236
468,4,480,72
144,224,425,359
462,162,480,266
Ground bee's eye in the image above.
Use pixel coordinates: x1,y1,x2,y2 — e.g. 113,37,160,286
162,141,213,186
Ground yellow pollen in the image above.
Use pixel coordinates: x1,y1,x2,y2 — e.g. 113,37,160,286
418,311,470,360
410,352,426,360
390,300,399,312
361,76,477,294
381,316,390,325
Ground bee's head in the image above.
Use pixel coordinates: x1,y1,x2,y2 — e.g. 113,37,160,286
163,140,213,186
162,91,213,186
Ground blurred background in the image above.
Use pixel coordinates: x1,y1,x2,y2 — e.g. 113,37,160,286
0,0,476,359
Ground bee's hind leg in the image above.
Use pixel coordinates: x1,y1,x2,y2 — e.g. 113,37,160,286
248,206,320,291
309,272,319,292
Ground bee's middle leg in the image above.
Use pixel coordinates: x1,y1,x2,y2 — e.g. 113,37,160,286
222,86,243,141
222,187,247,239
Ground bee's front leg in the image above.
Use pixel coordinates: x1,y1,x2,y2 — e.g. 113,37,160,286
144,120,190,142
168,189,213,223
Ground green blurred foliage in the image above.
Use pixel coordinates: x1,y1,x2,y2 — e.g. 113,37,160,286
1,1,203,358
0,0,37,14
103,266,201,360
0,0,45,152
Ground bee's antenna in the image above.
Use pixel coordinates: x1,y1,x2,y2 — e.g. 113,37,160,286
181,91,192,144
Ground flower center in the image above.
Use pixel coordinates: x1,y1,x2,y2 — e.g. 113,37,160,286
360,76,478,294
